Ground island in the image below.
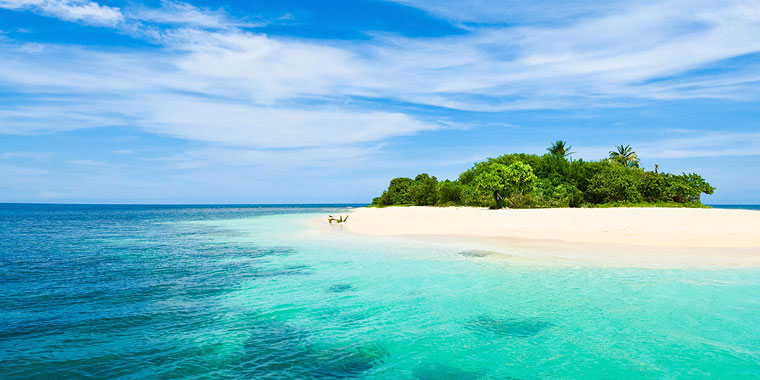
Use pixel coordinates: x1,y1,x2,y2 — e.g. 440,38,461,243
327,142,760,267
371,142,714,209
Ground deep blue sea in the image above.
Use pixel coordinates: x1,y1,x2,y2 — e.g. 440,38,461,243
2,204,760,379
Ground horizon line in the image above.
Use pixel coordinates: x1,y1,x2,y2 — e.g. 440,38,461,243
0,202,756,206
0,202,371,206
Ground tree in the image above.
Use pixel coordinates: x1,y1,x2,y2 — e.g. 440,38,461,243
638,172,668,202
371,191,393,206
474,162,537,208
503,162,538,196
609,144,640,168
459,154,542,186
436,180,462,205
547,140,574,159
664,173,715,203
409,173,439,205
586,163,642,203
371,139,714,208
386,177,414,205
474,164,508,208
535,178,583,207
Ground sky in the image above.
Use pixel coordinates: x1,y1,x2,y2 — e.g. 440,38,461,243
1,0,759,204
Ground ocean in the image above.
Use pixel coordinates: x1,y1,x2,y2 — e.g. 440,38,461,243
1,204,759,379
711,204,760,211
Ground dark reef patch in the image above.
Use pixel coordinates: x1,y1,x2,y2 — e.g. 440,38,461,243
241,320,387,379
251,264,312,279
412,362,484,379
465,315,551,338
457,250,496,258
328,284,355,293
308,344,388,378
257,246,297,257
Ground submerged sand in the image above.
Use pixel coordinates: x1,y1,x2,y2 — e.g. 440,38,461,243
327,207,760,267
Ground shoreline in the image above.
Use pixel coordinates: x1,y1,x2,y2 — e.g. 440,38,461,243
321,206,760,267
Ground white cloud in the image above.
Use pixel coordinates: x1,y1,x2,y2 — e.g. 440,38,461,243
170,30,364,103
4,0,760,112
0,0,123,26
2,0,760,150
138,96,438,148
0,163,50,176
0,28,439,148
0,0,261,30
0,100,130,134
573,132,760,161
157,145,382,171
359,0,760,110
0,151,54,160
0,94,438,149
388,0,625,24
66,159,110,166
128,0,261,29
640,132,760,159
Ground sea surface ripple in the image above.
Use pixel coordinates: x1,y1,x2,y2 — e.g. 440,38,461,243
1,204,759,379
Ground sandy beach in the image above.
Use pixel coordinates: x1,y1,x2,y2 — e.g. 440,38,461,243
329,207,760,266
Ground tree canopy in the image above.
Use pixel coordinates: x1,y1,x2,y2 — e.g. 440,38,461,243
609,144,640,168
371,142,714,209
547,140,573,159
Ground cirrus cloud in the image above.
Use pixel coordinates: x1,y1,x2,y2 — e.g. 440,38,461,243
0,0,123,26
2,0,760,148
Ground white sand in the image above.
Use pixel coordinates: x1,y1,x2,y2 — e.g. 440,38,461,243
326,207,760,267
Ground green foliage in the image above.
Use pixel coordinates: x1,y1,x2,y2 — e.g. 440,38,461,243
436,180,462,205
387,177,414,204
459,153,542,186
547,140,574,159
591,201,711,208
371,142,714,208
565,159,605,194
586,163,642,203
664,173,715,203
636,172,715,204
409,173,439,206
638,172,668,202
534,179,583,208
609,144,640,168
371,173,441,207
473,162,537,208
473,163,509,208
460,184,491,207
504,162,538,196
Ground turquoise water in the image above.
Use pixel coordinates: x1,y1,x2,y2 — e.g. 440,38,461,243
2,204,760,379
711,204,760,211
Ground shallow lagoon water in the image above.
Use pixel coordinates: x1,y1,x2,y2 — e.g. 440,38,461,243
1,204,760,379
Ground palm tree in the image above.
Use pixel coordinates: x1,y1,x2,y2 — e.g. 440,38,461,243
547,140,574,159
609,144,640,168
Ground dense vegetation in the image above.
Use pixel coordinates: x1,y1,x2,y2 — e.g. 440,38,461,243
371,142,715,209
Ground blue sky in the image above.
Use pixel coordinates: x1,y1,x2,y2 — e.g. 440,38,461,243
1,0,759,204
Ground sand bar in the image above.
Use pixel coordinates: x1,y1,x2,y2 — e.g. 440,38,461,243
331,207,760,267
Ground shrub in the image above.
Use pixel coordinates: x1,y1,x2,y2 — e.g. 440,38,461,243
371,191,394,207
437,180,462,205
473,162,537,208
460,184,491,207
386,177,414,205
664,173,715,203
638,172,668,202
586,164,642,203
409,173,439,206
370,143,714,208
534,179,583,207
